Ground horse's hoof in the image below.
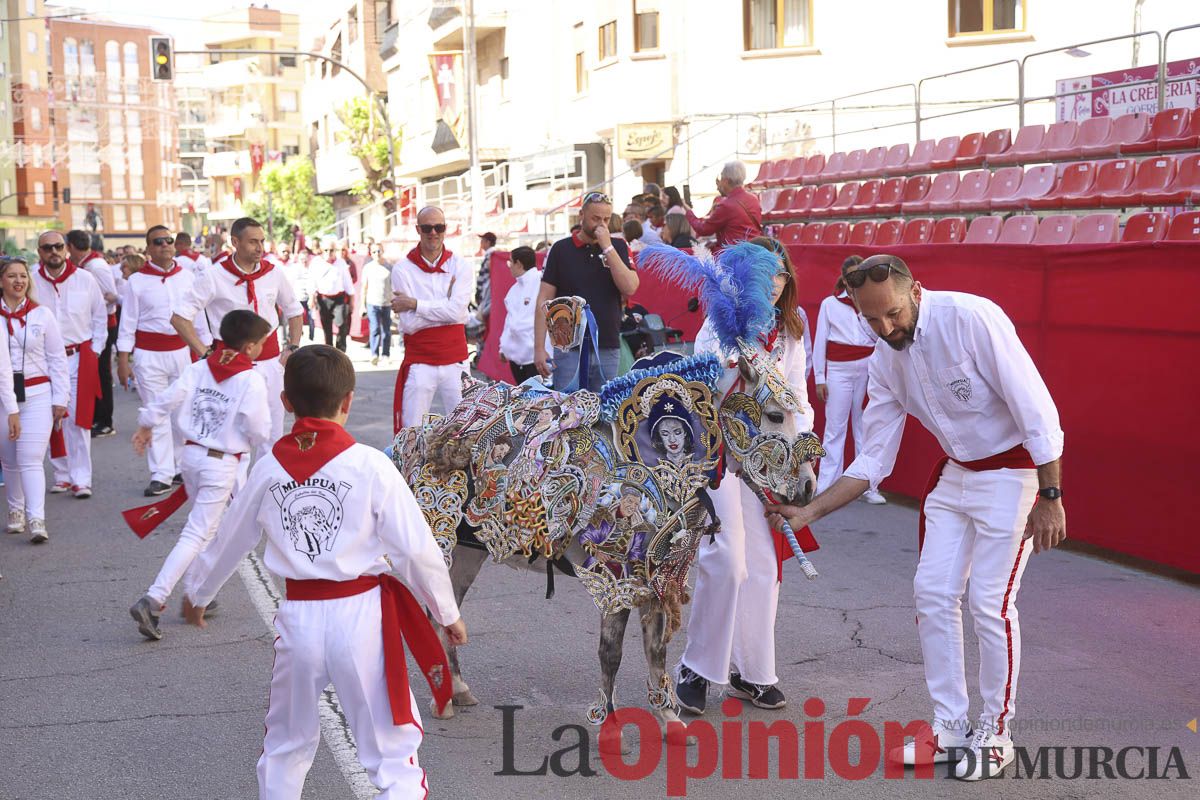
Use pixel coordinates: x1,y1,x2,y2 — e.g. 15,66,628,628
431,698,456,720
453,689,479,707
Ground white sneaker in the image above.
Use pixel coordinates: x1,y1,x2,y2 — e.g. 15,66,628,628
955,728,1014,780
888,723,972,766
861,488,887,505
7,509,25,533
371,356,379,366
72,485,93,499
29,518,48,544
50,481,72,494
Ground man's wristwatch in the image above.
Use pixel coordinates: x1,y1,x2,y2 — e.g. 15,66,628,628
1037,486,1063,501
284,343,300,353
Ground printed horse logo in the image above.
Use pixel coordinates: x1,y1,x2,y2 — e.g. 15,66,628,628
949,378,973,403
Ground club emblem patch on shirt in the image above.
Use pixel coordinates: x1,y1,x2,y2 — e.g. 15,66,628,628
271,478,352,562
191,387,232,438
218,349,238,365
949,377,973,403
295,431,317,451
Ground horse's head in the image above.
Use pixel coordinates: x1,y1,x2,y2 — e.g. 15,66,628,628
717,338,824,507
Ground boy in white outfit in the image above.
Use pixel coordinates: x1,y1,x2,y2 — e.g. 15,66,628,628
184,344,467,800
127,310,273,640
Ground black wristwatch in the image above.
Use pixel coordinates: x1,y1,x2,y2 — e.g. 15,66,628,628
1037,487,1063,501
284,343,300,353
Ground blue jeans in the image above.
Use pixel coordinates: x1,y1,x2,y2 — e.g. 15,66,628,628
551,347,620,392
367,304,392,357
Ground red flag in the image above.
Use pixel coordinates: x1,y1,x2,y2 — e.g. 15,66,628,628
122,485,190,539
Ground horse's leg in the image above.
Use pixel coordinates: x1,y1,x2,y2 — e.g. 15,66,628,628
638,600,685,742
592,608,631,754
429,545,488,719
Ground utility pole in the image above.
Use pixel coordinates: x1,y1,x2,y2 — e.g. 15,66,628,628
266,190,275,241
464,0,484,233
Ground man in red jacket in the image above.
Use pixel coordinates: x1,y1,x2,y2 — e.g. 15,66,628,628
683,161,763,251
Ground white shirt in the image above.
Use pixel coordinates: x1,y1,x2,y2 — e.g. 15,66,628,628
640,223,664,246
33,264,107,352
0,312,22,416
797,305,813,381
359,259,393,307
812,293,878,383
2,302,69,408
174,250,212,275
188,442,461,629
310,255,355,297
844,290,1064,487
116,261,197,353
138,359,271,456
694,318,815,432
282,259,312,302
178,254,304,337
79,253,119,316
499,267,551,366
390,250,473,336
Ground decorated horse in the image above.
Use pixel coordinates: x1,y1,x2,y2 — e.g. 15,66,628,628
390,242,825,743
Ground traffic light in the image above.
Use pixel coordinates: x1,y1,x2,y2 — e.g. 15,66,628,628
150,36,173,81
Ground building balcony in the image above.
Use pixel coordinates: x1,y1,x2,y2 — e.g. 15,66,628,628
203,149,250,178
429,9,507,50
200,56,283,89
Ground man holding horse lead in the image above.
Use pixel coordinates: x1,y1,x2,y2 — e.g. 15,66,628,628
767,254,1066,781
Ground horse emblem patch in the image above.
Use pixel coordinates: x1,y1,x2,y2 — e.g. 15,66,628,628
271,478,352,562
218,349,238,365
295,431,318,452
140,507,161,521
191,388,231,439
949,378,973,403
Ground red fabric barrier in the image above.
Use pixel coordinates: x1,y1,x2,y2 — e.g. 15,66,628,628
476,250,545,383
787,241,1200,573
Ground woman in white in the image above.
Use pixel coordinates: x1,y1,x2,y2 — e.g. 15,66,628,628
0,257,69,543
813,262,886,504
676,236,814,714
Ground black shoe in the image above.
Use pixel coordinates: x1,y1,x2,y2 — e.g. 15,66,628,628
729,672,787,709
144,480,172,497
91,425,116,438
130,595,163,641
675,664,708,715
171,473,184,486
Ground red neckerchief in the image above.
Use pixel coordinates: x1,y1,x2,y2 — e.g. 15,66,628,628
142,259,183,283
38,260,77,295
405,246,452,274
177,249,200,260
82,251,105,267
836,292,857,309
0,298,37,336
217,254,274,313
272,417,356,484
206,342,255,384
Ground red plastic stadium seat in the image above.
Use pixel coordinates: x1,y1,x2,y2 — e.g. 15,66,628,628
1072,117,1112,158
1031,161,1096,210
881,143,911,176
991,124,1045,165
1071,213,1120,244
860,146,889,179
964,215,1004,243
873,177,907,214
1123,108,1189,154
1105,113,1151,156
800,153,827,185
983,166,1025,210
997,215,1039,244
1033,215,1076,245
1086,158,1136,205
1157,108,1200,151
904,172,960,213
1101,155,1177,207
952,132,985,168
819,152,847,183
992,165,1057,211
849,179,882,215
979,128,1012,165
931,217,967,244
779,222,806,246
749,160,775,188
930,136,962,170
778,157,806,187
1120,212,1169,242
825,182,861,217
1143,153,1200,205
765,158,797,187
873,219,905,246
764,188,795,220
1165,211,1200,241
799,222,825,244
901,218,934,244
835,149,867,182
952,169,991,212
848,220,877,245
1041,121,1080,160
821,221,850,244
905,139,937,173
786,185,817,217
807,184,838,217
897,174,932,209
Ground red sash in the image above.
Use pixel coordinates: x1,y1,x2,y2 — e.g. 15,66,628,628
50,427,67,458
212,331,281,362
135,331,188,352
68,341,102,429
25,376,49,388
918,444,1036,553
761,487,820,583
393,324,468,433
122,486,190,538
285,575,453,724
826,341,875,362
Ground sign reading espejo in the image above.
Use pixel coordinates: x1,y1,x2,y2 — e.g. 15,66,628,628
617,122,675,161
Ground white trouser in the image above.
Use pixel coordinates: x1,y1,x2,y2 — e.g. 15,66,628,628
260,588,426,800
50,352,92,488
915,462,1038,739
146,445,240,605
133,347,191,484
0,388,53,520
681,478,781,686
253,358,285,461
401,362,466,428
816,357,875,494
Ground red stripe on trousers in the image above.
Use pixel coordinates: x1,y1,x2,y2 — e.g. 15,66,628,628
996,537,1026,736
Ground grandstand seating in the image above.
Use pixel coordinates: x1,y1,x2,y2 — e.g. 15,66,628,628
964,215,1003,243
1120,212,1169,242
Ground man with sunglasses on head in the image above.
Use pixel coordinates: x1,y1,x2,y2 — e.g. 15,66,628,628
766,254,1065,781
533,191,639,391
390,206,473,433
33,230,107,498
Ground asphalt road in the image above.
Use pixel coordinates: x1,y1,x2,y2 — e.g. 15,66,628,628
1,341,1197,799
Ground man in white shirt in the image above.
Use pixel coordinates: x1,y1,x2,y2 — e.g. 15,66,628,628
66,229,120,438
497,246,549,384
173,232,212,274
310,238,356,352
359,243,393,364
767,255,1066,781
390,206,472,432
171,217,304,460
34,230,107,498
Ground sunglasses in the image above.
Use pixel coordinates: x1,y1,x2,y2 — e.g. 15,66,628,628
418,223,447,234
150,237,174,246
38,243,65,251
582,191,612,205
843,256,910,289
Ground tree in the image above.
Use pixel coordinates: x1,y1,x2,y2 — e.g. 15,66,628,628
335,97,401,203
243,156,335,244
